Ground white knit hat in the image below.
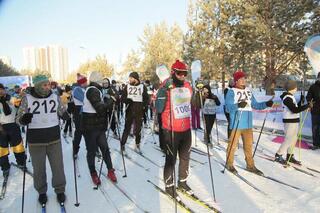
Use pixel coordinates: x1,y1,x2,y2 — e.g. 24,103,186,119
88,71,103,84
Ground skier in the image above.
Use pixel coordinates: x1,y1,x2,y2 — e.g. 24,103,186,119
306,72,320,150
16,75,69,205
275,80,311,164
71,73,87,158
195,84,221,146
225,70,273,175
61,85,73,138
81,71,117,185
120,72,148,153
156,60,193,198
0,83,26,177
191,79,202,130
102,77,118,138
143,80,154,126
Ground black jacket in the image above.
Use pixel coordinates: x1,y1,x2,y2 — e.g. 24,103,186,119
306,81,320,115
280,92,308,123
121,82,148,117
81,82,114,131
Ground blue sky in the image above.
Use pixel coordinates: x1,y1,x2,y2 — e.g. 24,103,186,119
0,0,188,72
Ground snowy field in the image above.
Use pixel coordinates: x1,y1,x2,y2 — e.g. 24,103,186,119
1,90,320,213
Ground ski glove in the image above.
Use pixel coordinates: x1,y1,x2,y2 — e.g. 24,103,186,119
60,111,70,121
126,98,133,105
266,100,273,107
21,113,33,125
238,101,247,108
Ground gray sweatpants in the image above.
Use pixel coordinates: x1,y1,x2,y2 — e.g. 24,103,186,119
29,140,66,194
277,123,299,155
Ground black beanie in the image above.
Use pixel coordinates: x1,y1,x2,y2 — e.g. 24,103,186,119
129,72,139,80
0,83,5,90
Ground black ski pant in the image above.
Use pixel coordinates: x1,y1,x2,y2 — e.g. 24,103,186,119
83,129,113,174
158,114,165,151
311,114,320,147
163,129,191,187
0,123,26,172
121,112,143,146
204,114,216,143
63,118,72,133
72,110,83,155
224,108,231,139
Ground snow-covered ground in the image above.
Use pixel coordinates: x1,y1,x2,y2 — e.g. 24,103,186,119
1,90,320,213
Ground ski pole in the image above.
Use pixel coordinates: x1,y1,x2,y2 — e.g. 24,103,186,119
253,111,269,158
72,152,80,206
222,110,243,173
168,87,177,213
199,90,217,202
21,125,29,213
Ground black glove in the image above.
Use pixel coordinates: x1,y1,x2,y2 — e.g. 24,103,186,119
126,98,133,105
266,100,273,107
61,112,70,120
238,101,247,108
0,96,6,104
300,95,305,105
21,113,33,125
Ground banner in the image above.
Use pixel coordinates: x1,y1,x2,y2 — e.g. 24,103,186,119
0,76,30,89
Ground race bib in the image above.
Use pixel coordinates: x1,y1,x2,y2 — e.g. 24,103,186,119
27,94,59,129
203,99,216,115
172,88,191,119
232,88,252,111
127,84,143,102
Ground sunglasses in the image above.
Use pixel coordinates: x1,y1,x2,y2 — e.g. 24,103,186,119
175,71,188,77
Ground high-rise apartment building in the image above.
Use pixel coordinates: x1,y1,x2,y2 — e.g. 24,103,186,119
23,45,69,81
0,56,12,66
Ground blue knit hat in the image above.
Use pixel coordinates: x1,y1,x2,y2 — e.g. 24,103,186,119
33,75,49,86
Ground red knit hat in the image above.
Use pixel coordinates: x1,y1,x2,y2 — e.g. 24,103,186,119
233,70,246,82
77,73,87,85
171,60,188,72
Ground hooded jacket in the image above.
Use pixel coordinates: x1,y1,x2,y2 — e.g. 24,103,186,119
306,80,320,115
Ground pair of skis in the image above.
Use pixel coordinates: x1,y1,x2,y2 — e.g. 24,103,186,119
256,153,318,177
147,180,221,213
41,202,66,213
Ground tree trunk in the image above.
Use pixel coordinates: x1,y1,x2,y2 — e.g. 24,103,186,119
264,48,276,95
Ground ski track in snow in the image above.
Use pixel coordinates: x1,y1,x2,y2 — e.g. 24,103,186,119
1,112,320,213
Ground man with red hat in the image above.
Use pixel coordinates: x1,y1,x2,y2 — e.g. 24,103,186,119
225,70,273,175
71,73,88,158
155,60,193,200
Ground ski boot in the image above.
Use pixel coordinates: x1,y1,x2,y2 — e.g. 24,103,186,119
286,154,301,165
247,166,264,176
275,153,286,165
107,169,117,183
226,164,238,174
57,193,66,203
178,181,194,196
165,185,181,201
38,193,48,205
91,172,101,186
69,131,72,137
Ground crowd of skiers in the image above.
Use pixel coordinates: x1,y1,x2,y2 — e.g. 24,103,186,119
0,59,319,207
